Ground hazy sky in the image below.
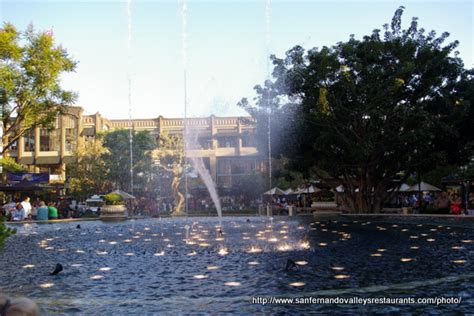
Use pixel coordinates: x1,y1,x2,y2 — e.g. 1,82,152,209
1,0,472,119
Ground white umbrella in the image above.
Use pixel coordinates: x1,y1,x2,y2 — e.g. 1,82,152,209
295,185,320,194
406,182,441,192
388,183,411,192
399,183,411,192
263,187,285,195
283,188,294,195
335,185,345,192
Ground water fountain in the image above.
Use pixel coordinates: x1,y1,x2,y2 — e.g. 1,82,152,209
181,0,222,223
3,2,473,315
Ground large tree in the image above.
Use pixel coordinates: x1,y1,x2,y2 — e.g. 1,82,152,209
102,129,155,193
67,138,111,200
241,7,473,213
0,23,77,154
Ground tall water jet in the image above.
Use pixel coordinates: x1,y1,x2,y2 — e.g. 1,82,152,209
180,0,222,222
127,0,134,197
265,0,272,190
181,0,188,217
186,138,222,221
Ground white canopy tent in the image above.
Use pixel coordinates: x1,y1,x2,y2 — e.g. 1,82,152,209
387,183,411,192
335,185,345,192
263,187,286,195
399,183,411,192
294,185,321,194
406,182,442,192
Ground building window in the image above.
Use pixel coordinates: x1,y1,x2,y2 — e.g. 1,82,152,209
65,128,77,152
217,136,237,148
198,137,212,149
23,130,35,152
10,141,17,151
63,116,77,152
217,175,232,188
40,128,59,151
217,158,256,176
242,131,256,147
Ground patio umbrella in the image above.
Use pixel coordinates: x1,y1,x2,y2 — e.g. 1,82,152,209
294,185,320,194
399,183,411,192
387,183,411,192
406,182,441,192
335,185,345,192
263,187,285,195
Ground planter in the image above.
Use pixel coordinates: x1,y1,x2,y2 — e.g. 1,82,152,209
402,207,412,215
100,205,128,221
311,201,337,211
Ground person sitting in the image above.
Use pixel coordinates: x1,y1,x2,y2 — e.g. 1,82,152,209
435,192,450,213
36,202,49,221
450,194,462,215
11,204,25,221
48,202,58,220
0,293,40,316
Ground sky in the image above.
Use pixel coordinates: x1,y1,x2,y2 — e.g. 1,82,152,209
1,0,473,119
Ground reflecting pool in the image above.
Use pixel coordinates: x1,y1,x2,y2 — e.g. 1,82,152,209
1,216,473,313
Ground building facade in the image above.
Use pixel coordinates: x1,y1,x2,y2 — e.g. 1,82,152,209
5,107,265,188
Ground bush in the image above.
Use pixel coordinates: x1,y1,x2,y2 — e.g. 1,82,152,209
104,193,125,205
0,216,16,249
314,190,335,202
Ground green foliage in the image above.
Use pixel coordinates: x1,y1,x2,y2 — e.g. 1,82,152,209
0,216,16,249
0,23,77,154
241,7,473,213
232,172,266,200
67,138,110,200
102,129,155,191
0,156,26,172
271,157,306,189
314,190,335,202
103,193,125,205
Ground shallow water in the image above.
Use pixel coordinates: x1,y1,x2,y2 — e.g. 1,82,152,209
1,216,473,313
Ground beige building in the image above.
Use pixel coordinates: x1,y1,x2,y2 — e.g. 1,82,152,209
6,106,265,188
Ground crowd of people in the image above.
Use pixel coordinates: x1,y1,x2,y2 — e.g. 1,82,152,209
0,196,61,221
398,191,471,215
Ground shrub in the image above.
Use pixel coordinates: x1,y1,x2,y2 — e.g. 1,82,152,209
0,217,16,249
104,193,125,205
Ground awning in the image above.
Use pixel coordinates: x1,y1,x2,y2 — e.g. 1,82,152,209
294,185,320,194
0,183,61,192
263,187,285,195
406,182,442,192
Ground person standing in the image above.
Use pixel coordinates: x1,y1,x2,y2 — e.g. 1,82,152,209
20,197,32,220
450,194,462,215
30,201,38,220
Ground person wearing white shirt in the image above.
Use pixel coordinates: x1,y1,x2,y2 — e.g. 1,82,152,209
21,197,32,220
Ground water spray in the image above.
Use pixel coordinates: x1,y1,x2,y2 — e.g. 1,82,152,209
181,0,188,218
265,0,272,189
127,0,134,199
